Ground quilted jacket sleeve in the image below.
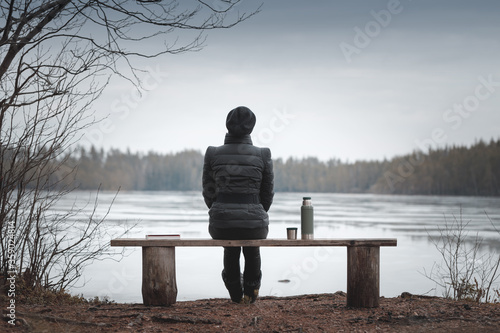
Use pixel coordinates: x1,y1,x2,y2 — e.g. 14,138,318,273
202,146,217,209
259,147,274,212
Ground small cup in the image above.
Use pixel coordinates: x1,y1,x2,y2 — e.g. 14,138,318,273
286,227,298,240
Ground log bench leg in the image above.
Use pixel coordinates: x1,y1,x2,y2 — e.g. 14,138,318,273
142,246,178,306
346,246,380,308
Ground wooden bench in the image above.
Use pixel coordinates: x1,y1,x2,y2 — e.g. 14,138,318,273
110,238,397,308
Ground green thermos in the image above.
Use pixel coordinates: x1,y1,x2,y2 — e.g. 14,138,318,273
301,197,314,239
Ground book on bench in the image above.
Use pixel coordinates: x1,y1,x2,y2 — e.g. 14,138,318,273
146,234,181,239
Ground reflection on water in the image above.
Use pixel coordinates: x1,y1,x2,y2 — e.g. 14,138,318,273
55,191,500,302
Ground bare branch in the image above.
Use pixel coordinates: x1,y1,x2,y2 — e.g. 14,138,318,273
1,0,258,295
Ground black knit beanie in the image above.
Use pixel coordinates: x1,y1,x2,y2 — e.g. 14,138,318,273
226,106,256,136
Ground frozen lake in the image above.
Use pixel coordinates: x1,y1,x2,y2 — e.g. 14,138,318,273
55,191,500,303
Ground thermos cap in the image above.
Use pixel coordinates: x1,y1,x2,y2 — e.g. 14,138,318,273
303,197,311,200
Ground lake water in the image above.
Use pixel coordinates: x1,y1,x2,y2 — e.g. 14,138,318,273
58,191,500,303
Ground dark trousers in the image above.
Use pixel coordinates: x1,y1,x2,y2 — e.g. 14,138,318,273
209,226,268,299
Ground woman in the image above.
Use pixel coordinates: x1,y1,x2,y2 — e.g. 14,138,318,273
202,106,274,303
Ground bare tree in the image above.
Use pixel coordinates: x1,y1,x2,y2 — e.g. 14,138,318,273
0,0,260,292
423,210,500,303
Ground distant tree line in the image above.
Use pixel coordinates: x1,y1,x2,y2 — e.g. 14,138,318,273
273,139,500,196
61,147,204,191
19,139,500,196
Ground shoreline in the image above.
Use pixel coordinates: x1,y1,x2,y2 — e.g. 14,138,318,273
4,292,500,332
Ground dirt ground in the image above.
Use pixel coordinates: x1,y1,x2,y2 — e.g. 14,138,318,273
3,292,500,332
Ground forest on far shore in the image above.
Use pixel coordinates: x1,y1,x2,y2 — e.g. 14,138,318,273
45,138,500,196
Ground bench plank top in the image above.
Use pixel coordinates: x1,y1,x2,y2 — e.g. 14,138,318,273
110,238,397,247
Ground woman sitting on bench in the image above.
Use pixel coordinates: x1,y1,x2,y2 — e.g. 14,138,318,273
202,106,274,304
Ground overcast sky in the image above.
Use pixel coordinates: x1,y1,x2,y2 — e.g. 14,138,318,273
83,0,500,162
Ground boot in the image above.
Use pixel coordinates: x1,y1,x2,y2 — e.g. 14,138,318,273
222,270,243,303
242,288,259,304
243,270,261,304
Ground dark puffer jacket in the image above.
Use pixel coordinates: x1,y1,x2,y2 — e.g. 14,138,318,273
202,133,274,229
